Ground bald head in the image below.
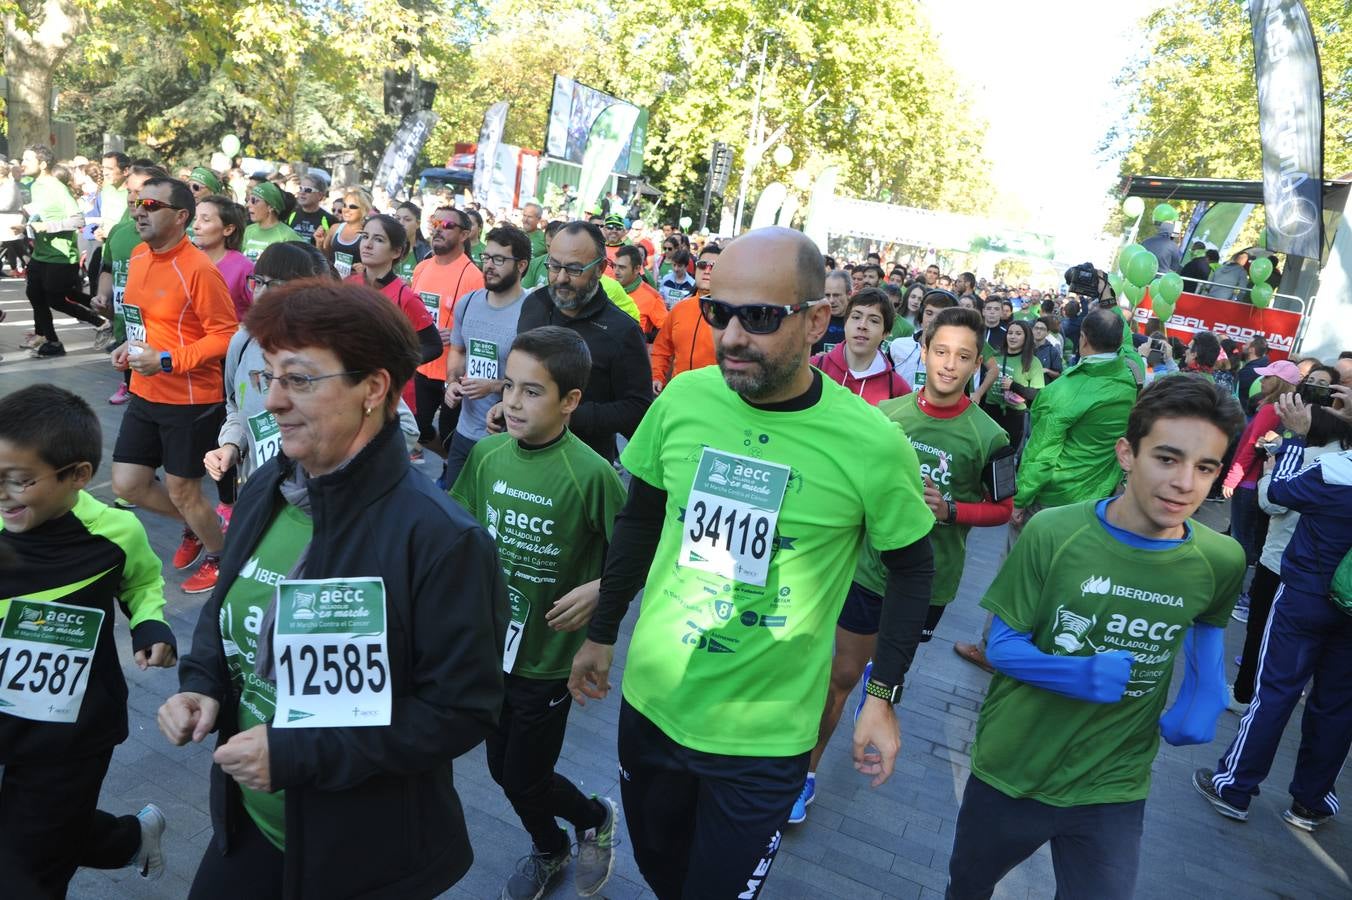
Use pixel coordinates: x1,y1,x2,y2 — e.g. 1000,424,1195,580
716,227,825,302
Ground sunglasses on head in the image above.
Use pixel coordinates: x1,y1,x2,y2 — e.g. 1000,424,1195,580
133,198,182,213
698,297,823,335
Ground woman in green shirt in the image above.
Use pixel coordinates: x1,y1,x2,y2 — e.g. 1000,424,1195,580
993,319,1045,449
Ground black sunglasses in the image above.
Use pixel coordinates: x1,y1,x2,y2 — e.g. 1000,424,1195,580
698,297,823,335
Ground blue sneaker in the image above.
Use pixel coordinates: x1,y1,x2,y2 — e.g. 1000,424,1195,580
1231,593,1250,624
788,775,815,824
853,660,873,722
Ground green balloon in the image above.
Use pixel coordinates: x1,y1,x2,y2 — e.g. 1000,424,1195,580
1156,271,1184,304
1251,283,1274,308
1153,298,1176,322
1125,246,1159,288
1107,271,1126,296
1152,203,1178,223
1117,244,1142,272
1124,282,1146,304
1249,256,1273,285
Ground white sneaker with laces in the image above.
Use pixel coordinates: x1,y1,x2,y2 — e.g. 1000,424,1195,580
132,803,167,880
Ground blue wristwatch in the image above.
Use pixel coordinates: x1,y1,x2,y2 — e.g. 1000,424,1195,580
159,351,173,374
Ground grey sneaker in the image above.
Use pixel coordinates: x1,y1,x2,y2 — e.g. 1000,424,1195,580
132,803,166,880
502,836,569,900
1192,768,1248,822
93,320,113,349
574,796,617,897
1282,800,1333,832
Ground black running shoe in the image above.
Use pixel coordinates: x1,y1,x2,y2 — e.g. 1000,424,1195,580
1193,768,1248,822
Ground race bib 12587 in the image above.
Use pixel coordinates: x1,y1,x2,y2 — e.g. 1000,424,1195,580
0,599,104,723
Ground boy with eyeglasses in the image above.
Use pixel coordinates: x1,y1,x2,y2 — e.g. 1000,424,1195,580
0,385,176,894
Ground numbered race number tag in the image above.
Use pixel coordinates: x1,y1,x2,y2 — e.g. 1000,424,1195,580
123,304,146,343
112,267,128,313
678,448,791,587
502,589,529,673
0,599,105,723
247,410,282,469
467,339,499,381
418,291,440,318
334,252,354,279
273,577,391,728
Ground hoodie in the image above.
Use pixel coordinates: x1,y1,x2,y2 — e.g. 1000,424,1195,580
811,344,912,406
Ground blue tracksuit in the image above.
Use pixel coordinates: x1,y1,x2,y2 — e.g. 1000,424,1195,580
1212,437,1352,815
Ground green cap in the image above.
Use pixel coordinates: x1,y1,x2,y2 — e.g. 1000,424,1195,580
604,213,625,227
250,181,286,215
189,167,223,194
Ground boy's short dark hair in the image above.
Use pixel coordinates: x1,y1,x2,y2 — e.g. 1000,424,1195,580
982,294,1003,310
616,244,645,268
511,326,593,397
0,385,102,477
1125,374,1244,453
544,219,566,238
698,243,722,259
1190,330,1221,367
846,287,894,332
924,305,984,348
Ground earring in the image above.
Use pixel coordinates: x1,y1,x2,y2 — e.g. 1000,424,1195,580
364,407,372,417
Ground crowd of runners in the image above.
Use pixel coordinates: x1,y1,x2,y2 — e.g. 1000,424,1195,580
2,143,1352,900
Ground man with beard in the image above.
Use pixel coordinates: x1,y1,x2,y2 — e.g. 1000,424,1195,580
413,206,484,467
487,222,651,463
439,224,528,487
567,227,936,900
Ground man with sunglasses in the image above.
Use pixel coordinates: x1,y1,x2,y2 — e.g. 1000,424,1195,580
503,221,651,463
412,206,484,466
567,226,936,900
109,177,239,595
650,245,720,393
284,174,335,244
601,213,628,263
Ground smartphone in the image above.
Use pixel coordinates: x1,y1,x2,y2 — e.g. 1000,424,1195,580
1298,382,1334,407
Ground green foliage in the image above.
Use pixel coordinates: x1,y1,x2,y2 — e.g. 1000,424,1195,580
50,0,995,218
1107,0,1351,187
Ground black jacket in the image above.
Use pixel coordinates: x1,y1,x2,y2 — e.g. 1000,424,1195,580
1180,255,1212,294
516,283,654,461
179,420,507,899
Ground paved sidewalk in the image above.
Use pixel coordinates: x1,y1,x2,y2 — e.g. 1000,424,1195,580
2,288,1349,899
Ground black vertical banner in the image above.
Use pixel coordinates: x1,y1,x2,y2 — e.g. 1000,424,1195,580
1250,0,1324,260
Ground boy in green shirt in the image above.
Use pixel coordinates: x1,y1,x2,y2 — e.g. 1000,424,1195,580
0,385,175,894
945,375,1246,899
451,326,623,900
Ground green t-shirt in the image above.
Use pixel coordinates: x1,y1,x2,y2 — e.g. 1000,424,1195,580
992,353,1045,412
619,366,935,756
470,240,486,266
241,222,305,262
973,501,1244,807
220,502,314,850
29,174,80,264
396,249,418,285
522,255,549,291
100,183,129,231
104,215,141,342
529,229,547,259
855,395,1008,603
451,430,624,679
890,316,915,340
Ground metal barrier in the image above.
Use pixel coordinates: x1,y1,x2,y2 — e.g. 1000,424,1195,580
1179,275,1307,317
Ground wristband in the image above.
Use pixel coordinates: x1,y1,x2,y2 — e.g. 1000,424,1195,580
864,678,903,704
945,499,957,523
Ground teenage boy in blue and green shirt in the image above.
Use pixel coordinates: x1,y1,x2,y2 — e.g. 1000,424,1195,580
450,326,622,900
0,385,175,894
945,374,1246,900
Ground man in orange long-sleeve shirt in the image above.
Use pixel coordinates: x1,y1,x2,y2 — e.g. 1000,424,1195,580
650,244,719,393
110,177,238,593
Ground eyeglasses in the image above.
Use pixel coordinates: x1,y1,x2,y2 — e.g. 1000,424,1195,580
132,198,182,213
249,370,367,394
0,463,78,496
545,256,606,278
188,182,210,193
698,297,824,335
246,274,285,291
695,260,716,271
299,186,320,194
481,253,520,267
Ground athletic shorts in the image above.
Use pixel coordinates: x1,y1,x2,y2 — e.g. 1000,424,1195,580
112,396,224,479
837,581,945,642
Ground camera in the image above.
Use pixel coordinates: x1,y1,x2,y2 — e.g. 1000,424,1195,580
1064,262,1106,299
1298,381,1334,407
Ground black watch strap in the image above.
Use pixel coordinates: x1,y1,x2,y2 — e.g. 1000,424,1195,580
864,678,903,704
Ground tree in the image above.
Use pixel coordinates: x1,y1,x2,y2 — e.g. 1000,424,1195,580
4,0,86,152
1105,0,1350,192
